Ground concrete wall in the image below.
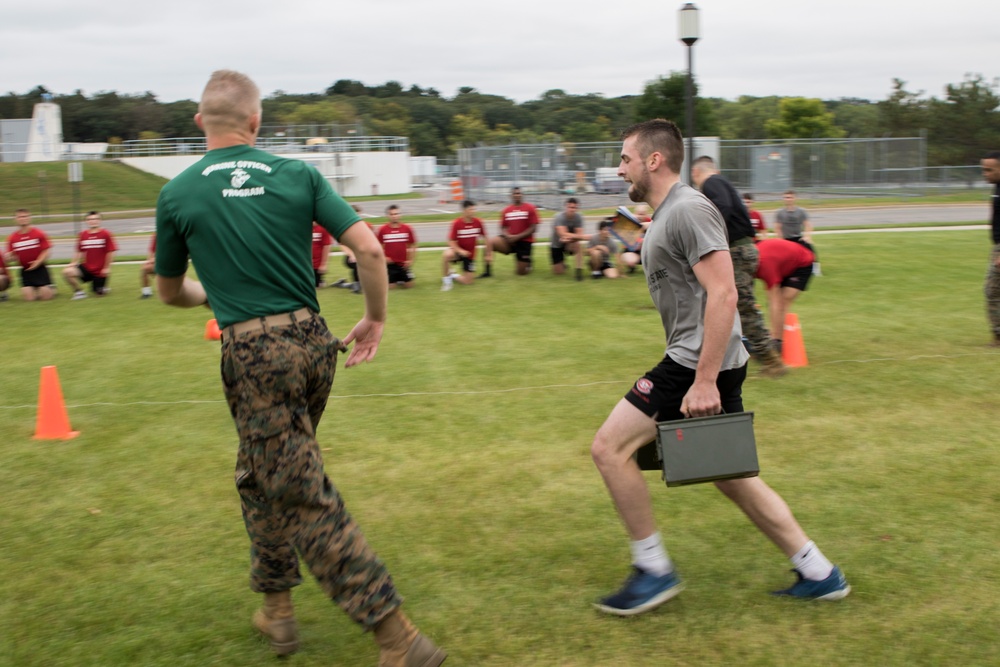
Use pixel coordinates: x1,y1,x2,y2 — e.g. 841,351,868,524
120,151,412,196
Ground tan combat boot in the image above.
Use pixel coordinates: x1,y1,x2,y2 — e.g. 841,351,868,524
758,348,789,378
374,609,446,667
252,590,299,656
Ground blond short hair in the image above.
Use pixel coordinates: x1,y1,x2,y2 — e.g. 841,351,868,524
198,70,261,133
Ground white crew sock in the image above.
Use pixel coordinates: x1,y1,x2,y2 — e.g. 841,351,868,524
630,532,673,576
442,275,452,286
790,540,834,581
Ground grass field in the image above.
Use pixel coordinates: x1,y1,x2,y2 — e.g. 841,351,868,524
1,230,998,666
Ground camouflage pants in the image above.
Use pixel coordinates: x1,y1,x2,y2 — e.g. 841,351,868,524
221,313,401,630
730,243,772,356
987,243,1000,340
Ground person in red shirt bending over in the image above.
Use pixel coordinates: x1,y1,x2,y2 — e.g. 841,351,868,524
486,186,539,276
441,199,491,291
755,238,816,352
64,210,117,299
6,208,54,302
376,205,417,289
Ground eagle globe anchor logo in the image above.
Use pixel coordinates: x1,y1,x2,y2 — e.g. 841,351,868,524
230,168,251,188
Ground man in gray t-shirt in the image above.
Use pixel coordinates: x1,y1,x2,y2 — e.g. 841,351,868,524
775,191,813,243
590,119,849,618
549,197,589,279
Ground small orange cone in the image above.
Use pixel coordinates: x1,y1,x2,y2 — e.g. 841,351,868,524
782,313,808,367
34,366,80,440
204,318,221,340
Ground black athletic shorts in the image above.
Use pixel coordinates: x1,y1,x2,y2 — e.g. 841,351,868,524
20,265,52,288
782,264,813,291
449,256,475,273
550,244,577,265
624,355,747,421
78,265,108,293
512,240,533,265
387,263,414,284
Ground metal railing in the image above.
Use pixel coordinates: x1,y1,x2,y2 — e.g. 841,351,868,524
108,135,409,158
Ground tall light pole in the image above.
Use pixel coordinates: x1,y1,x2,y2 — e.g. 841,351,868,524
678,3,700,184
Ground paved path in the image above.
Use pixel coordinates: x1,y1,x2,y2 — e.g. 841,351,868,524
22,202,993,262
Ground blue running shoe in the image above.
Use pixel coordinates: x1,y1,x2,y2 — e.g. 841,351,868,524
594,566,684,616
772,566,851,600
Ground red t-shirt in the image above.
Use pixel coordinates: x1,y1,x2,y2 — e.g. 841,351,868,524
0,250,6,276
311,223,334,269
448,217,487,257
7,227,51,267
500,203,539,242
77,228,117,276
755,239,815,288
377,223,417,265
748,209,767,234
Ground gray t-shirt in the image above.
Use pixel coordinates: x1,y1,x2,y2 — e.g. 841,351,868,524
550,212,584,249
641,182,749,371
588,232,618,257
776,207,808,239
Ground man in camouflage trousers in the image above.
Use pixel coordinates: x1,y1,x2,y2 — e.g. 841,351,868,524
155,70,445,667
692,156,787,377
982,151,1000,346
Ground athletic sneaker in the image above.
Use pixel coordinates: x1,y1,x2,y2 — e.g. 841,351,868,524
71,291,87,300
593,566,684,616
772,566,850,600
441,280,453,292
332,278,347,288
0,293,8,302
350,283,362,295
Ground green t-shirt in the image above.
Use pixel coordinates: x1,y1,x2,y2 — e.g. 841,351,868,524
155,145,359,328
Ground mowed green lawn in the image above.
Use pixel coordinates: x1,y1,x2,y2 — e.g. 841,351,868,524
1,230,997,667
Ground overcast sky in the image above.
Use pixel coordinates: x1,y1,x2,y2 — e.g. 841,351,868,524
2,1,995,105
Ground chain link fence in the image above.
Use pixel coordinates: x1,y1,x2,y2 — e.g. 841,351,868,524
452,136,987,207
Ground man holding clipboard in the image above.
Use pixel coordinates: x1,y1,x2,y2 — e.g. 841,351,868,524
589,119,849,616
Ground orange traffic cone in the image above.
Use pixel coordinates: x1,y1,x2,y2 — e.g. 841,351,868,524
205,318,221,340
34,366,80,440
782,313,808,367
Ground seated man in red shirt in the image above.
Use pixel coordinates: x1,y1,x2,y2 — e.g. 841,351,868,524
755,238,816,352
0,248,10,301
376,205,417,289
6,208,54,302
442,199,490,291
64,211,117,299
311,222,334,288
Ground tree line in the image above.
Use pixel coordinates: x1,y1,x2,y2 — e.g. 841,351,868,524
1,73,997,166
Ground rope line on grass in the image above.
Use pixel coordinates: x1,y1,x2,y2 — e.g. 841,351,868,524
0,351,996,410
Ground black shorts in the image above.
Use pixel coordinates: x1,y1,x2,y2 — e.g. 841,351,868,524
512,240,533,264
20,265,52,288
387,263,414,284
782,264,813,291
78,265,108,292
449,256,475,273
624,355,747,421
550,244,577,265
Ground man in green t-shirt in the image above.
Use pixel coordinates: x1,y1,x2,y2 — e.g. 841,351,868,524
155,70,445,667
